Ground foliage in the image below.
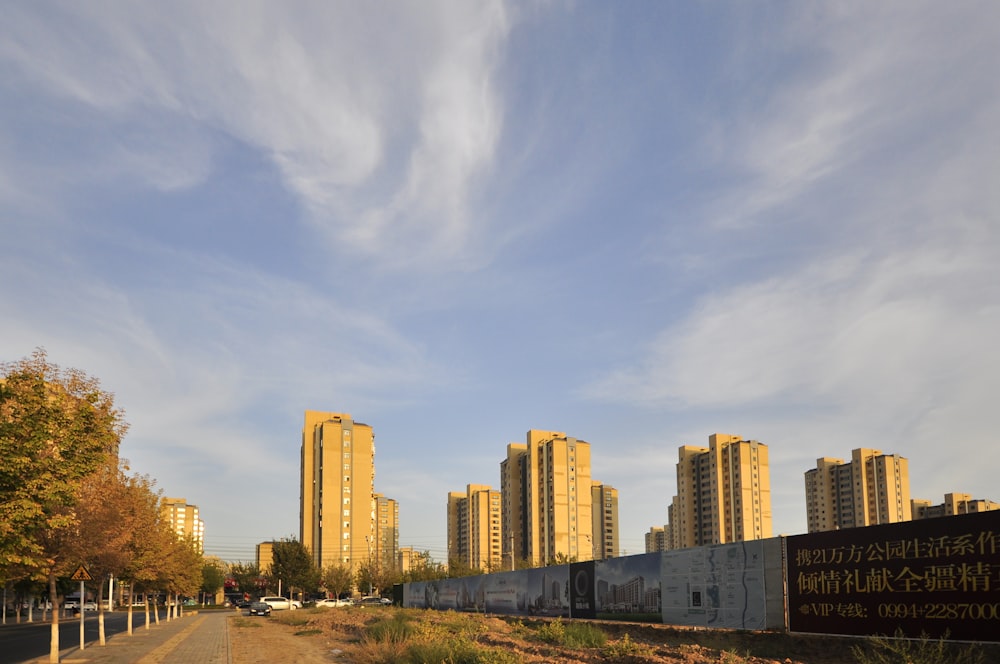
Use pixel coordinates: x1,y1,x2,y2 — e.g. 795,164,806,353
534,618,607,648
602,632,656,658
357,556,400,596
400,551,448,583
269,537,320,595
321,563,354,598
365,613,416,644
202,558,227,597
0,349,127,578
851,629,986,664
445,557,483,578
355,611,519,664
228,561,265,598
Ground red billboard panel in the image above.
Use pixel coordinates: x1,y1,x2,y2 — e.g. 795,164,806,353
786,510,1000,641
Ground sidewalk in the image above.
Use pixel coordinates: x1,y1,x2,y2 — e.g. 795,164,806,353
34,610,232,664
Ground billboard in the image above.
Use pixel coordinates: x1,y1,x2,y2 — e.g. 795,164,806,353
660,539,778,630
786,509,1000,641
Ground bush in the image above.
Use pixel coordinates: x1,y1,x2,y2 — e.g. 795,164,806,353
366,613,416,644
851,629,986,664
602,633,655,658
535,618,607,648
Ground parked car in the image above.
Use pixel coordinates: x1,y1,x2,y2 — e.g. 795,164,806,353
358,596,390,607
63,600,80,610
83,601,98,611
247,601,271,616
258,596,294,610
315,598,352,608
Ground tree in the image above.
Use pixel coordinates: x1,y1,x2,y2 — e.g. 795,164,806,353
320,563,354,599
269,538,319,598
201,558,226,605
228,562,264,601
0,349,127,663
401,551,447,583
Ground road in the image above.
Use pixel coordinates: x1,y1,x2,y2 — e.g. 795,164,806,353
0,610,167,663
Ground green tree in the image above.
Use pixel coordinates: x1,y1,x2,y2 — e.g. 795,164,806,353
201,558,226,605
228,562,264,601
0,349,127,663
320,563,354,599
269,537,319,599
401,551,447,582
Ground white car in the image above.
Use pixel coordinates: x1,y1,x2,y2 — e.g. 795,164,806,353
315,598,352,608
258,596,294,610
83,601,98,611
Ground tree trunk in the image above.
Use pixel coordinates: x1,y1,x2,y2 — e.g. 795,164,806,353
48,572,59,664
96,580,106,646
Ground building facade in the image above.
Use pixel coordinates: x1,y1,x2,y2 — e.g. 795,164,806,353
671,433,772,548
500,429,593,566
591,482,619,559
256,541,275,574
374,493,399,574
161,497,204,553
804,448,911,532
300,411,376,571
912,492,999,519
447,484,502,571
645,526,667,553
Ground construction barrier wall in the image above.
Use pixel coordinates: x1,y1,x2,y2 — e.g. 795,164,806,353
397,510,1000,641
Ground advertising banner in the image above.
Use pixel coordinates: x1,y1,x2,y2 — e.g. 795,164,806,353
786,510,1000,641
660,539,771,630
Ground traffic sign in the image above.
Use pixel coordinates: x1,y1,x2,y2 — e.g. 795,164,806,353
70,565,92,581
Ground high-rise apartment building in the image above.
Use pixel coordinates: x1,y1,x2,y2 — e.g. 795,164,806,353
256,541,275,574
911,492,998,520
804,448,910,532
645,526,667,553
671,433,772,548
447,484,502,570
300,411,376,571
591,482,619,560
500,429,593,566
373,493,399,572
161,497,204,553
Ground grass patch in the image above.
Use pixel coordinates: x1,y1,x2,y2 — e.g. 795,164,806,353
230,617,262,628
603,632,655,658
271,611,311,627
294,628,323,636
851,629,986,664
534,618,607,648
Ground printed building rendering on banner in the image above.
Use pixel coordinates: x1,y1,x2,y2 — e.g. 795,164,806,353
593,552,663,622
786,509,1000,642
403,567,570,617
660,539,775,630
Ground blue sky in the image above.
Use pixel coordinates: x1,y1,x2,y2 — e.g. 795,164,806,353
3,2,998,563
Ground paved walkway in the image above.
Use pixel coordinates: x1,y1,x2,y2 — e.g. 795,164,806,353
34,611,232,664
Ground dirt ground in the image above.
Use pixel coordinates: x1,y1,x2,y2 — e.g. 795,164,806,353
226,605,1000,664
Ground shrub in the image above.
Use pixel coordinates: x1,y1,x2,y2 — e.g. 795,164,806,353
366,613,416,644
602,633,655,658
535,618,607,648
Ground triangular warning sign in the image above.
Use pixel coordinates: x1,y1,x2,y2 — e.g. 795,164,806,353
70,565,92,581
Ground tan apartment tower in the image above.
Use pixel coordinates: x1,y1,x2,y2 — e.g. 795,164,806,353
373,494,399,574
256,541,275,574
672,433,772,548
300,411,376,571
911,492,998,520
447,484,502,571
500,429,593,566
591,482,619,559
645,526,667,553
161,497,205,554
804,448,910,533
